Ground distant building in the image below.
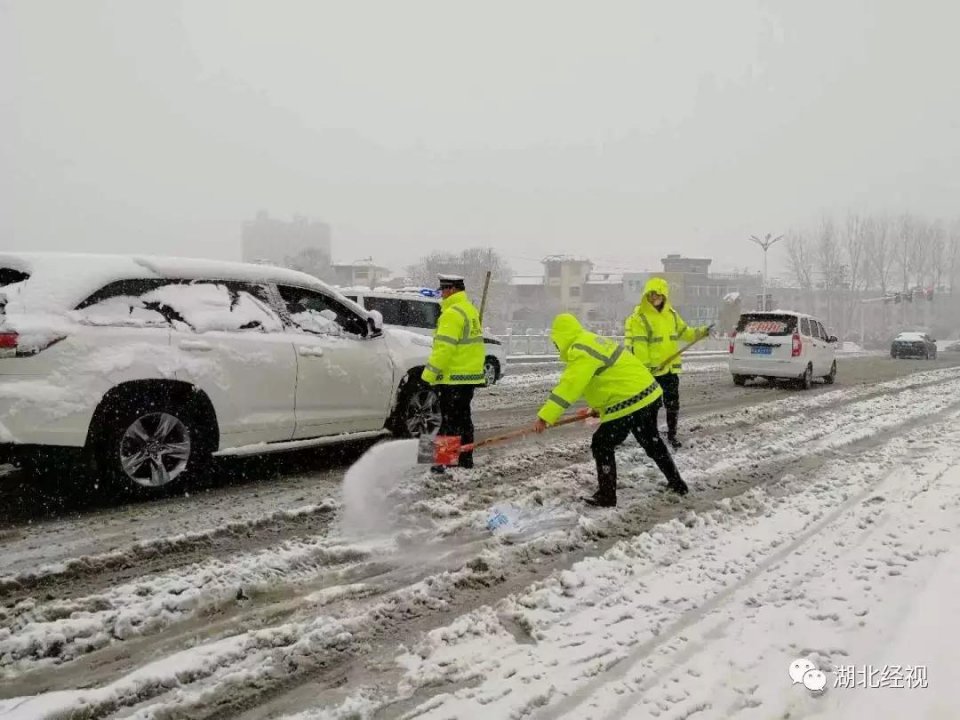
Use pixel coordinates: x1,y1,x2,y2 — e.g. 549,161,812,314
542,255,594,312
507,252,762,334
241,211,332,280
332,258,392,288
653,255,762,328
661,254,712,275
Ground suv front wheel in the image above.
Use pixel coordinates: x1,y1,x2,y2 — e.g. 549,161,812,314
93,391,214,495
394,380,442,438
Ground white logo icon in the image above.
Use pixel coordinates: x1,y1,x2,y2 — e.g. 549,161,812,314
790,658,817,685
790,658,827,693
803,669,827,692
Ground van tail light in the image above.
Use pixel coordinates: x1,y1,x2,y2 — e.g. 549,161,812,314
728,332,736,354
791,332,802,357
0,332,18,357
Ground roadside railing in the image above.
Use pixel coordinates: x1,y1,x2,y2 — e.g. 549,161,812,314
494,334,730,357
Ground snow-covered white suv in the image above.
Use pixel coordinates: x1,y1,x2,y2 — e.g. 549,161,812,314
0,253,441,494
728,310,838,389
340,287,507,386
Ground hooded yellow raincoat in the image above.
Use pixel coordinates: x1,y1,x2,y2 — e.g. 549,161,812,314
537,314,663,425
624,277,706,376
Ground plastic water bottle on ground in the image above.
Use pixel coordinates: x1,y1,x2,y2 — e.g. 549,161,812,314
486,508,509,531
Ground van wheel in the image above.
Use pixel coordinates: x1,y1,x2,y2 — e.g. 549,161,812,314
732,374,747,386
824,360,837,385
93,392,214,496
799,364,813,390
483,358,500,387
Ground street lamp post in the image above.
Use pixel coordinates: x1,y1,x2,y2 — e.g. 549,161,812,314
750,233,783,311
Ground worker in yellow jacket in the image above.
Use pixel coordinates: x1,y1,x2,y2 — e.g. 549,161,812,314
422,274,486,472
534,313,688,506
624,277,709,449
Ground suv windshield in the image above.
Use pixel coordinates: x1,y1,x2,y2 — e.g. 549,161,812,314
736,313,798,336
364,296,441,329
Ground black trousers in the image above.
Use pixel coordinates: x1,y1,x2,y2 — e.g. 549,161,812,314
655,372,681,438
591,400,683,499
437,385,476,468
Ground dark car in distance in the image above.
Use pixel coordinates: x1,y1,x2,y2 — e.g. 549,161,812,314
890,331,938,359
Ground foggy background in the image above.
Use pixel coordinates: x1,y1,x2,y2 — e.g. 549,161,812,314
2,0,959,276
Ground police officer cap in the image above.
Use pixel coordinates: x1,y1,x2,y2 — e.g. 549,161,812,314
438,273,466,289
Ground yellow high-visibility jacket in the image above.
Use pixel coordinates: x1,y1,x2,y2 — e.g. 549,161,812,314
538,313,663,425
421,291,485,385
624,277,705,376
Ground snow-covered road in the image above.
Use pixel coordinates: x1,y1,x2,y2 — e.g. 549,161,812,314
1,355,958,719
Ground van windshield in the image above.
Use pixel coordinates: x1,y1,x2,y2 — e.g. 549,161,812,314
363,296,441,329
736,313,797,336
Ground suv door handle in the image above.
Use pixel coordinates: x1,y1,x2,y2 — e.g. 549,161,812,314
180,340,213,352
297,346,325,357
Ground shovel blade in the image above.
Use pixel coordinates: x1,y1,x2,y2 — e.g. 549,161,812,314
416,434,463,465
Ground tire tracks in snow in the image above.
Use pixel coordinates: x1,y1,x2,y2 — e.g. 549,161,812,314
0,362,950,607
29,368,960,720
1,366,958,698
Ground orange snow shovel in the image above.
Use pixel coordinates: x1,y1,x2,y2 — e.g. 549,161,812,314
419,408,595,466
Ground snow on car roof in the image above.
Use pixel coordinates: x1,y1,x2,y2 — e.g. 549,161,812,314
0,252,333,313
740,309,817,319
895,331,928,340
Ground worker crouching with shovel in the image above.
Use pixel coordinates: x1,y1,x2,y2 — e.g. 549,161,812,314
534,314,689,506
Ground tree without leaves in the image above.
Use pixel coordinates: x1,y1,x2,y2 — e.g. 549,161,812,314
285,248,333,283
927,221,946,291
865,215,895,294
405,247,512,290
895,213,917,292
838,213,869,334
817,217,844,288
785,231,815,289
948,219,960,293
405,247,513,329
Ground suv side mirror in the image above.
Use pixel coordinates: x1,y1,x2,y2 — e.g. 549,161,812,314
827,335,838,343
367,309,384,337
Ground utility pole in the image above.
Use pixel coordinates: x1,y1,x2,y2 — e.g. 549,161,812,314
750,233,783,311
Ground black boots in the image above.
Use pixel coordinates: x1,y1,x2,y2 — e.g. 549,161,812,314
667,478,689,495
585,464,617,507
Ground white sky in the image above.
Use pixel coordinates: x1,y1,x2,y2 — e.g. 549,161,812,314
2,0,959,277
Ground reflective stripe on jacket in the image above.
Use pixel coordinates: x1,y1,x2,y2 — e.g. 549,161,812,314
421,291,485,385
538,314,663,425
624,277,702,376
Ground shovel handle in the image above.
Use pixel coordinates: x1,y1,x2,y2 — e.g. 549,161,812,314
655,323,715,373
459,408,593,453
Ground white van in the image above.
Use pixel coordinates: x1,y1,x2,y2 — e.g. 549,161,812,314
729,310,838,389
340,288,507,385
